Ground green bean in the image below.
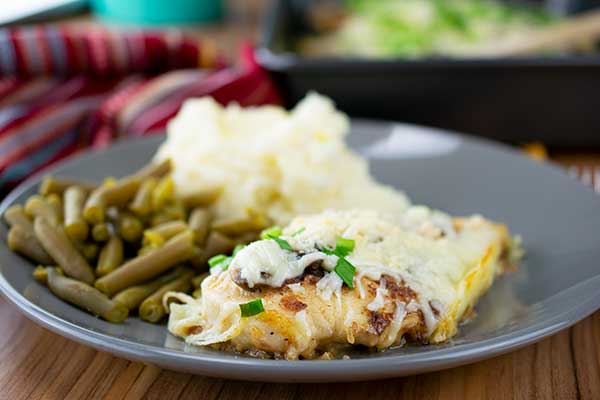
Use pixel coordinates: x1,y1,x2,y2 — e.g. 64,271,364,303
116,212,143,242
132,159,171,180
91,223,111,242
64,186,88,241
82,190,104,224
96,236,124,277
149,201,187,226
211,215,268,236
163,201,186,221
8,225,53,264
139,269,194,323
234,231,260,246
188,208,211,245
205,231,236,256
83,176,141,224
44,267,128,323
129,178,157,217
150,212,179,227
33,265,50,284
100,176,142,206
142,231,163,248
192,272,210,288
39,176,97,196
189,246,205,269
73,241,99,262
112,267,188,310
180,186,222,208
152,220,188,239
142,221,187,247
25,195,60,225
46,193,63,223
189,232,235,269
3,205,33,231
94,230,195,296
138,245,158,256
151,176,174,211
4,205,53,263
34,217,95,284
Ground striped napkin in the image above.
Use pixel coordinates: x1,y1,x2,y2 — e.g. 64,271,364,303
0,26,281,196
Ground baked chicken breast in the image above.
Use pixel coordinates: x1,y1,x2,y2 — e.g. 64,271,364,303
167,208,517,359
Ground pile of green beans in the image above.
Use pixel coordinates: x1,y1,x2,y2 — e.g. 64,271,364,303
3,159,264,324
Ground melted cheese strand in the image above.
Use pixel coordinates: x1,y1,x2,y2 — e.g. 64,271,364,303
185,301,243,346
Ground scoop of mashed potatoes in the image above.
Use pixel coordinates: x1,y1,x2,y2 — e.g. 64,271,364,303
154,93,409,225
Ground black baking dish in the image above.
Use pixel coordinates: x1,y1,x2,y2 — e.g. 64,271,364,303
256,0,600,148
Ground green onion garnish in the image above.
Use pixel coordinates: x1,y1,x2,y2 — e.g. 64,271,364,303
271,236,293,251
335,237,355,257
220,258,233,271
321,247,334,256
321,237,355,257
239,299,264,317
291,227,305,237
260,226,282,240
334,257,356,289
208,254,232,271
261,226,292,250
232,244,245,256
208,254,227,268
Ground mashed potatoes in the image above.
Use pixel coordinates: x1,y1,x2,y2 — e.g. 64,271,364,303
155,93,409,226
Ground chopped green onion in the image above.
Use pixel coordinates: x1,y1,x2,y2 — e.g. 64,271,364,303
260,226,282,240
261,226,293,251
335,237,355,257
208,254,232,271
208,254,227,268
321,246,334,256
271,236,293,251
232,244,245,256
239,299,264,317
321,237,355,257
291,227,306,237
334,257,356,289
220,257,232,271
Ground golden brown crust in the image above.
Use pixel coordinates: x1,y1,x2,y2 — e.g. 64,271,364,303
174,218,515,359
367,311,392,335
279,294,307,312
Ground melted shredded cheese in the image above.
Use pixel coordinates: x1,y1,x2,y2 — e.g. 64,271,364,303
419,300,438,336
380,302,407,348
355,273,366,299
295,310,312,337
165,289,244,346
316,272,343,301
367,287,389,312
229,240,336,288
287,282,306,295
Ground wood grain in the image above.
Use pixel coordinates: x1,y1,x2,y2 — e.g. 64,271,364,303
0,297,598,400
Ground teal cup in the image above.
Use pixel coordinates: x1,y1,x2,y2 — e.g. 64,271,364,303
91,0,224,25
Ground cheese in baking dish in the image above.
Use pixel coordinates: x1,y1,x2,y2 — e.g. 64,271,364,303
166,207,517,359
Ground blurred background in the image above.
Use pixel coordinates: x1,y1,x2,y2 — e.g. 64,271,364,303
1,0,600,194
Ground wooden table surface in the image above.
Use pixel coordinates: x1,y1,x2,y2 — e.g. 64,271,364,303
0,156,598,400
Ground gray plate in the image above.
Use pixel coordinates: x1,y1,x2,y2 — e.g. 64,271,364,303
1,120,599,382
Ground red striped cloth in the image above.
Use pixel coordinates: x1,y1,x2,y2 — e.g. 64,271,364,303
0,26,281,196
